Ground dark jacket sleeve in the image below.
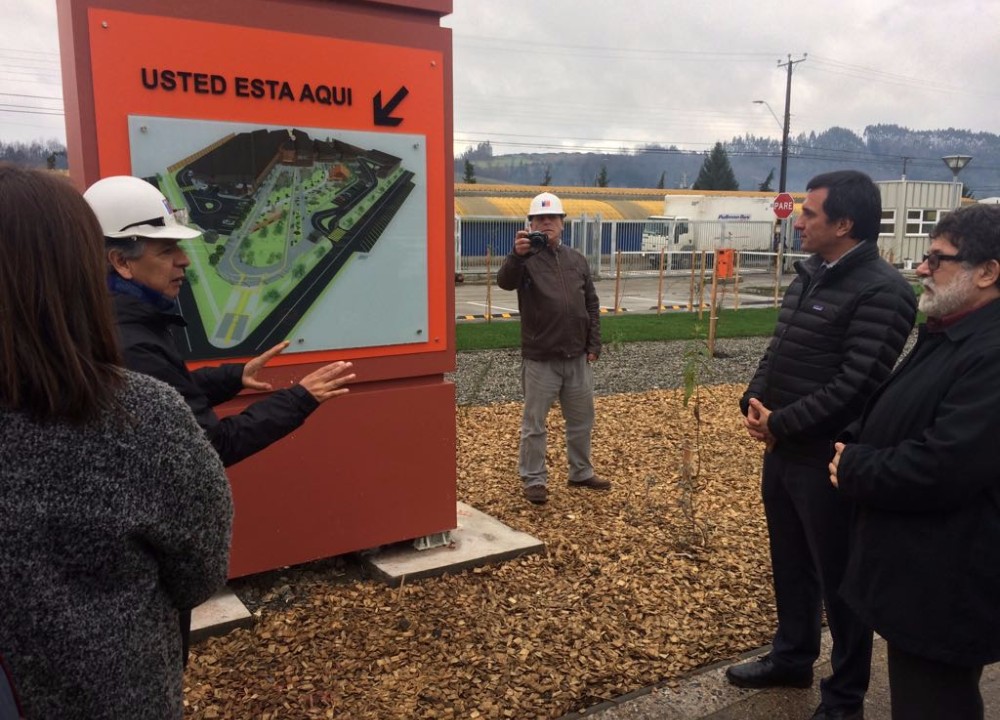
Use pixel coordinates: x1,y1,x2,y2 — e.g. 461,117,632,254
741,341,774,415
496,252,527,290
768,284,916,443
203,385,319,467
583,261,601,358
122,340,222,421
122,340,318,467
191,364,245,406
838,348,1000,513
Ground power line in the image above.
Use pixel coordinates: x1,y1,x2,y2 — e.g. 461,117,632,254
0,107,64,117
0,91,63,101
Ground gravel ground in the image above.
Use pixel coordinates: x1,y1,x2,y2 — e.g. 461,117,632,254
449,337,772,406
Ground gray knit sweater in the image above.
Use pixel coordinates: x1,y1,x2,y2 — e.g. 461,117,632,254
0,370,233,719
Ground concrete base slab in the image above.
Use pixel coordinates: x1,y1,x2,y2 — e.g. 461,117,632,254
364,501,545,586
190,587,253,642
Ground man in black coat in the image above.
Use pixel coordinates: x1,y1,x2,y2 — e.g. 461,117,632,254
830,203,1000,720
85,175,356,469
728,171,917,720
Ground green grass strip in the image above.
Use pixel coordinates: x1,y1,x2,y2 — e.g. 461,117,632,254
455,308,781,352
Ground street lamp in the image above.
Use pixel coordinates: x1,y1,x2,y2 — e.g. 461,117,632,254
941,155,972,183
753,100,783,132
753,96,791,193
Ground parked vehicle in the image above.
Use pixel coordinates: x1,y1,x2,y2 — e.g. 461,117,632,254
640,195,780,268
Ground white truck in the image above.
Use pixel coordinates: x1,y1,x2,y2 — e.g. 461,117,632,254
640,195,780,268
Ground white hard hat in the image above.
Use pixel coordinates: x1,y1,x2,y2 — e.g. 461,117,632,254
527,192,565,218
84,176,201,241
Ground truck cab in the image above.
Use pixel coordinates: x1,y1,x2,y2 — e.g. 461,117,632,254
641,215,692,267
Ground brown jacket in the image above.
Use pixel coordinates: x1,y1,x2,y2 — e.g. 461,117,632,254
497,242,601,361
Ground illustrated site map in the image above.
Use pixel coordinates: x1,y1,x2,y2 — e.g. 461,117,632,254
153,127,415,359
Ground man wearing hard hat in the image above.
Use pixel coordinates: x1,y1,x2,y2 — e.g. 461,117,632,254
84,175,357,468
85,175,357,661
497,192,606,505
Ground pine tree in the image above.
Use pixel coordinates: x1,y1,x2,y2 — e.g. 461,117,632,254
541,165,552,186
596,164,609,187
692,142,739,190
757,168,775,192
656,171,666,189
463,159,476,184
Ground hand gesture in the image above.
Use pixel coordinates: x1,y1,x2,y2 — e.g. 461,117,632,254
299,361,356,403
241,341,290,391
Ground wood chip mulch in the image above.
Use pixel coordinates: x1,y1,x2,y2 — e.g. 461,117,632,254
183,383,775,720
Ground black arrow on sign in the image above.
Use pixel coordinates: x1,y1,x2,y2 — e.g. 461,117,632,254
373,86,409,126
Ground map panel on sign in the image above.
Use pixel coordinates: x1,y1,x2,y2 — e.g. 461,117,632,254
128,116,428,360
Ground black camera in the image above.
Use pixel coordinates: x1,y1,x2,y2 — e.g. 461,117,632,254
527,231,548,250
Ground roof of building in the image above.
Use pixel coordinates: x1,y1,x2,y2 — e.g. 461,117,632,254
454,184,805,220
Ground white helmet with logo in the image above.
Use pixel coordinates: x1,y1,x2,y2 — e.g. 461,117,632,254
84,176,201,240
527,192,565,218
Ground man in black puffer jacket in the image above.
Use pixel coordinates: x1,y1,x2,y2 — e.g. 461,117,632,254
726,171,917,720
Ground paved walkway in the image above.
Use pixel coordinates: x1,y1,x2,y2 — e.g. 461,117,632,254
567,632,1000,719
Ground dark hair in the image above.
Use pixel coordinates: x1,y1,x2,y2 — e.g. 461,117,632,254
931,203,1000,285
0,164,123,423
805,170,882,242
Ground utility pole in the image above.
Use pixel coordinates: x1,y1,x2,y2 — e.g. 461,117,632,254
777,54,806,193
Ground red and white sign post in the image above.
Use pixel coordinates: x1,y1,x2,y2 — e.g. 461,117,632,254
772,192,795,219
771,192,795,291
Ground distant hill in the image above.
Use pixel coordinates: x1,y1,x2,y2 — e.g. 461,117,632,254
0,139,68,170
457,125,1000,199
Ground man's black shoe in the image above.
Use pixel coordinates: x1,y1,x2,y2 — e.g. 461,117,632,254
724,656,813,689
811,702,864,720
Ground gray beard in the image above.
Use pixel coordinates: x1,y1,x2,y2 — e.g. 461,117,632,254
918,268,976,318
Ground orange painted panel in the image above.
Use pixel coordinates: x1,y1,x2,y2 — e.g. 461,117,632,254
86,8,449,367
226,379,457,578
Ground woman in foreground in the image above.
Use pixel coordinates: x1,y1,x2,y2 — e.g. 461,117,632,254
0,164,233,719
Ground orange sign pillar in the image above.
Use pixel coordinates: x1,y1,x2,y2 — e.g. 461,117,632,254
58,0,456,577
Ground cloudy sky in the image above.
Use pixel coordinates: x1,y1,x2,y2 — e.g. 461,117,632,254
3,0,999,156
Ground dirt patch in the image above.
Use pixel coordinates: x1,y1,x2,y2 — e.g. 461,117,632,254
183,384,774,720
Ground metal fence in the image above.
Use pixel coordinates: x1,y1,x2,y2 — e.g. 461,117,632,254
455,215,923,280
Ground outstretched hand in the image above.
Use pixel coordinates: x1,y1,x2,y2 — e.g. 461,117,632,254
299,361,356,403
242,341,290,391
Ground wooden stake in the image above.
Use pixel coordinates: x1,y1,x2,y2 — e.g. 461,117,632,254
733,251,741,311
707,261,719,356
698,251,708,320
614,250,622,314
688,253,696,312
485,245,492,323
656,248,666,315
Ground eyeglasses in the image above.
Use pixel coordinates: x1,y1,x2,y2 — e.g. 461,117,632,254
921,252,965,272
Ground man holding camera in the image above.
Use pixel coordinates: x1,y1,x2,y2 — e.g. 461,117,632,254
497,192,605,505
